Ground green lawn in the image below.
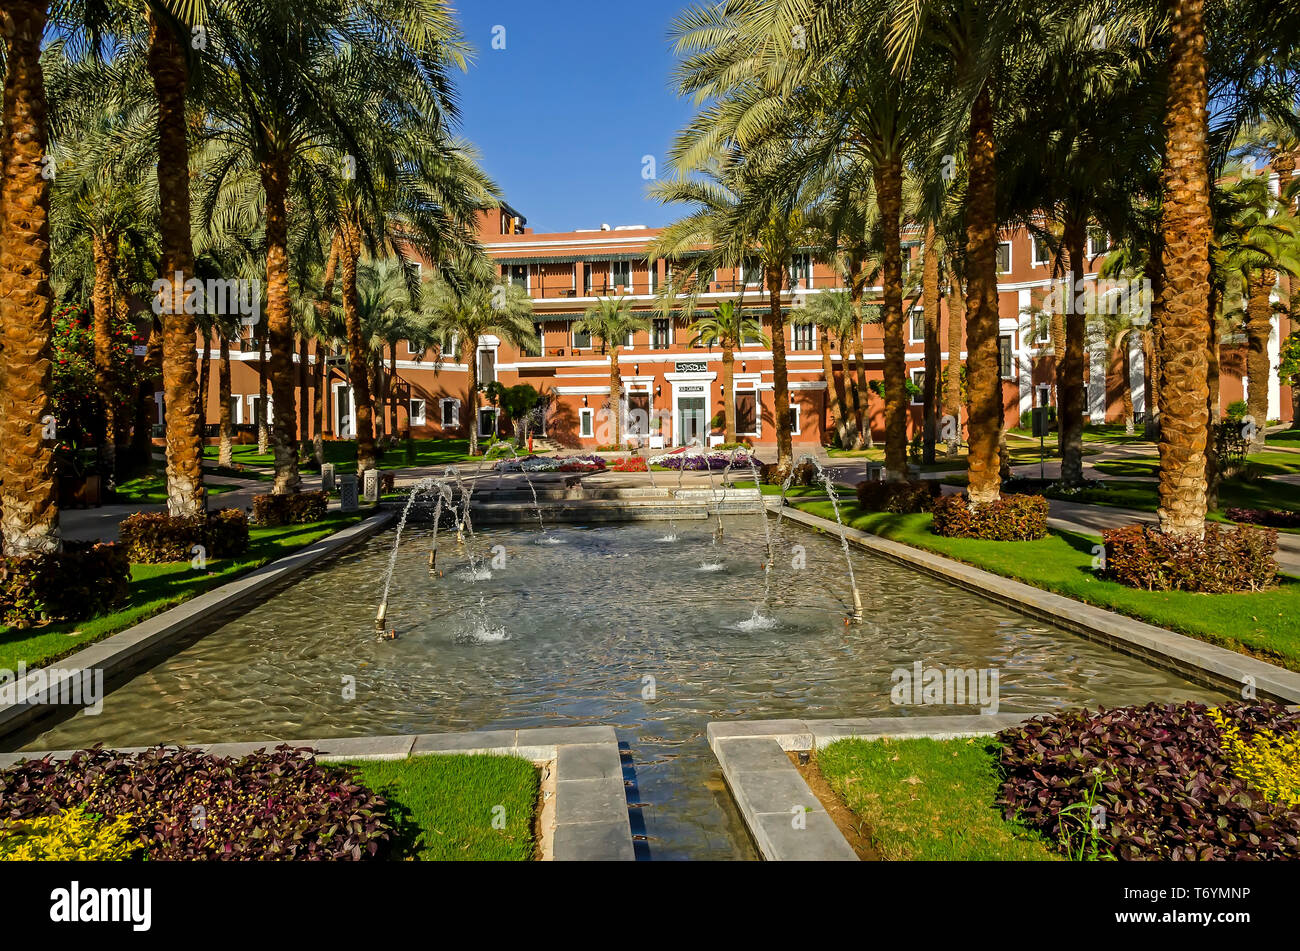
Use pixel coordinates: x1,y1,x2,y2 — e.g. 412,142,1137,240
0,511,366,671
1036,473,1300,518
816,737,1058,861
795,502,1300,670
1092,452,1300,480
113,473,238,505
204,438,477,474
1267,428,1300,448
343,755,540,861
1010,423,1155,446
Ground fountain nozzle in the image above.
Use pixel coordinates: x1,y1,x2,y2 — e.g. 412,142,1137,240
375,601,387,630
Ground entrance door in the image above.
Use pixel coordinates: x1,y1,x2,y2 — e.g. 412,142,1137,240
677,397,706,446
335,385,353,437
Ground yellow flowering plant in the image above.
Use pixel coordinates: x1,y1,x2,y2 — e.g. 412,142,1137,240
0,807,140,861
1210,707,1300,809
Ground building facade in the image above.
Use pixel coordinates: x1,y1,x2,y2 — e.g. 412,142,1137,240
191,203,1297,451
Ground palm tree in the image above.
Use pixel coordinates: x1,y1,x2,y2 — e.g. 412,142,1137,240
573,296,650,448
427,278,536,456
690,299,767,442
1153,0,1214,537
799,289,856,449
0,0,62,556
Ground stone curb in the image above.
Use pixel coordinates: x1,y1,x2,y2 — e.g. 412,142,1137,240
0,510,396,740
707,713,1048,861
0,726,634,862
773,503,1300,703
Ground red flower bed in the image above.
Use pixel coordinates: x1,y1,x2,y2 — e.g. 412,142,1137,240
612,456,649,472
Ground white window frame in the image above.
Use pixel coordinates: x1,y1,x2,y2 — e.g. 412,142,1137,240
788,403,801,436
792,322,816,351
405,340,423,357
910,368,926,405
733,383,760,437
410,398,427,427
572,326,592,350
996,241,1013,274
440,397,459,429
478,406,498,438
1088,229,1111,259
610,259,632,292
1031,236,1051,267
229,395,243,425
908,308,925,344
579,407,595,438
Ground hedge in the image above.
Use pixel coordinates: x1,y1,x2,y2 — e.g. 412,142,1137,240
118,509,250,564
0,542,130,628
930,492,1049,541
251,490,328,527
856,479,940,514
1101,522,1277,593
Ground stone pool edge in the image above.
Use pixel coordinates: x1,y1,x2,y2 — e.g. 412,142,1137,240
0,509,397,741
707,712,1045,861
774,503,1300,704
0,726,634,862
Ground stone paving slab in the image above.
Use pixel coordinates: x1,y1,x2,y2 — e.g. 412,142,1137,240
775,503,1300,704
0,510,397,741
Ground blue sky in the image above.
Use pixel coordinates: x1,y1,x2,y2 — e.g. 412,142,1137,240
453,0,697,234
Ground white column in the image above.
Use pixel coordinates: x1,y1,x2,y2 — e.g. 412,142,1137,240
1129,332,1146,419
1088,321,1107,423
1269,307,1282,423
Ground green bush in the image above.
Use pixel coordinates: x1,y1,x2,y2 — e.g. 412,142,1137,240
1102,523,1277,593
252,490,329,527
118,509,250,564
930,492,1049,541
0,542,130,628
856,479,939,513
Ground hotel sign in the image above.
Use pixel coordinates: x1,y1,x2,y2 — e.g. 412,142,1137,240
675,361,708,373
678,384,705,394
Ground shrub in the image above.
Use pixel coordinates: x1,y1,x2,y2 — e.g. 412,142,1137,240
1101,522,1277,593
1226,507,1300,529
0,746,392,861
930,492,1048,540
0,807,140,861
611,456,649,472
0,542,130,628
118,509,250,564
251,490,328,527
760,459,818,486
1210,708,1300,809
856,479,939,513
997,702,1300,860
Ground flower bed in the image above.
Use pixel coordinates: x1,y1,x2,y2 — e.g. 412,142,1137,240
1226,507,1300,529
0,746,391,861
649,447,753,471
930,492,1048,540
611,456,649,472
494,454,606,473
997,702,1300,860
1101,523,1277,593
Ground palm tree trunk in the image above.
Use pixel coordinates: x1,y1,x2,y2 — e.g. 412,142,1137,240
311,349,326,464
819,329,849,448
847,258,869,448
198,329,210,437
260,155,301,494
878,157,907,481
1121,337,1136,434
369,357,384,442
92,233,119,479
964,85,1002,504
1206,285,1221,509
1155,0,1212,537
218,335,233,467
922,222,941,465
131,314,164,468
339,217,376,470
766,265,793,473
722,345,736,443
610,342,623,446
1051,309,1066,450
0,0,61,556
149,10,204,517
257,334,268,454
466,333,480,455
945,277,965,456
389,343,399,436
1245,269,1273,450
1060,215,1088,486
297,335,310,461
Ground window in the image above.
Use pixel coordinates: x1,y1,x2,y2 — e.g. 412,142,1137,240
573,327,592,349
405,340,423,357
1088,228,1111,258
478,407,497,438
410,398,426,426
996,242,1012,274
789,253,813,289
583,264,594,295
611,260,632,291
649,260,659,294
743,256,763,287
229,396,242,425
788,403,801,435
579,407,595,438
792,323,815,351
734,390,758,436
998,335,1014,379
1034,315,1051,345
911,369,925,405
440,398,458,428
1032,236,1051,266
478,348,497,384
507,264,528,289
909,310,925,343
652,318,671,349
